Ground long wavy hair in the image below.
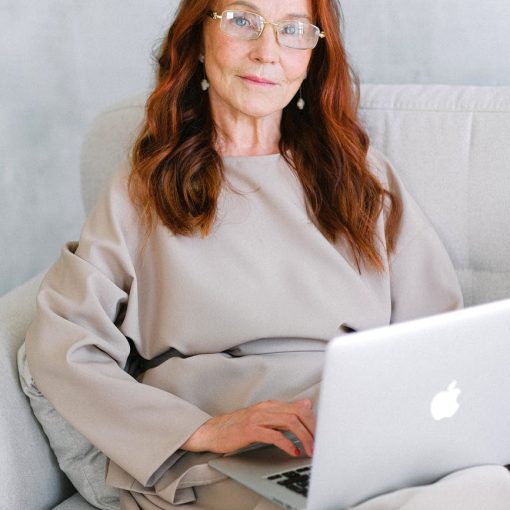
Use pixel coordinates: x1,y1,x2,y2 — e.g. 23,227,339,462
129,0,402,272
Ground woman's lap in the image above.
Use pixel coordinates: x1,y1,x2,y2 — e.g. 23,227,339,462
120,465,510,510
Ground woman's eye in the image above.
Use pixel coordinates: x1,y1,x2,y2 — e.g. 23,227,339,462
282,24,297,35
234,16,250,27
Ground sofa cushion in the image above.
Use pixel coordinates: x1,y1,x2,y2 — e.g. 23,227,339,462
52,492,99,510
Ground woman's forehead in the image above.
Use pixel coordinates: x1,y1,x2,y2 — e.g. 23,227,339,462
217,0,313,20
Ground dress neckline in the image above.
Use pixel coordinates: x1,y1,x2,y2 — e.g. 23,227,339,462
222,153,281,162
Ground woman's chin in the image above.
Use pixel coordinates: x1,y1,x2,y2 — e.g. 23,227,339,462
209,87,287,120
232,103,285,120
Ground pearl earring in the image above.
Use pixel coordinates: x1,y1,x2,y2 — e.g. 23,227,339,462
198,54,209,91
297,87,305,110
297,74,307,110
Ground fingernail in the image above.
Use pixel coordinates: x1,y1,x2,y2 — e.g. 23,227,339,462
294,448,300,457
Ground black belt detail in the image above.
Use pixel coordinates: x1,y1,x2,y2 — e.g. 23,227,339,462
124,337,188,379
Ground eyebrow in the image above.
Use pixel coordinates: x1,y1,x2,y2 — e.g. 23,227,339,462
225,1,312,21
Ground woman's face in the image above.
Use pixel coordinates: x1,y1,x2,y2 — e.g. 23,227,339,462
203,0,314,120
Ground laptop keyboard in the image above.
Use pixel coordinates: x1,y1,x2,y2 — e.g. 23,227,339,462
266,466,311,497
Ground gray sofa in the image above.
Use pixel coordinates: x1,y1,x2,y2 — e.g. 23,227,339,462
2,83,510,509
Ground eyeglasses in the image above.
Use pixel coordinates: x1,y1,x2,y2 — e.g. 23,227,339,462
207,10,326,50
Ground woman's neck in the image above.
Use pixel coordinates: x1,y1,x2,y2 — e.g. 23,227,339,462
211,107,282,157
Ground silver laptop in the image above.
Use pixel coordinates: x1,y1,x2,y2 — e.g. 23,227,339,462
209,298,510,509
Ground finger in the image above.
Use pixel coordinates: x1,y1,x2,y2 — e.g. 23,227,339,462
254,411,315,457
255,427,301,458
275,413,315,458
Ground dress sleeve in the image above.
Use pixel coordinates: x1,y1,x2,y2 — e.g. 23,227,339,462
389,223,463,322
368,148,464,323
25,164,211,488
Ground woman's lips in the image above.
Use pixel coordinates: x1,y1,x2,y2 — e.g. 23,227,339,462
240,75,278,86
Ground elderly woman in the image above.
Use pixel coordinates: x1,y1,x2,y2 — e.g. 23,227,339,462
24,0,475,509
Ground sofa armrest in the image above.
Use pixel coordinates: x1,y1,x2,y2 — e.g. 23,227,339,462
0,274,74,510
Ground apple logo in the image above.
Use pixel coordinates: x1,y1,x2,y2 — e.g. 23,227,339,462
430,380,461,421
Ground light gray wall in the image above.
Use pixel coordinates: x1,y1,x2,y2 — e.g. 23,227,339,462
2,0,510,295
1,0,175,295
341,0,510,86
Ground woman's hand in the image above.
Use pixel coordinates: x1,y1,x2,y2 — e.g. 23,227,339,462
181,399,316,458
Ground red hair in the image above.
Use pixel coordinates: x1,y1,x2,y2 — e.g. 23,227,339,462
129,0,402,271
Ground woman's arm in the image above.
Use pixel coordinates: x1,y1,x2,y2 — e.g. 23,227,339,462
368,148,463,322
389,223,463,322
25,165,211,488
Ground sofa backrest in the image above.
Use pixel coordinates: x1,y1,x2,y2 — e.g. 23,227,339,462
80,84,510,307
359,84,510,306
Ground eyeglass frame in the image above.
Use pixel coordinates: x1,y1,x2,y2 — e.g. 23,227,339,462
207,10,326,50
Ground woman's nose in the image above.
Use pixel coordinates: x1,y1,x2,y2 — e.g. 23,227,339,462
249,24,280,64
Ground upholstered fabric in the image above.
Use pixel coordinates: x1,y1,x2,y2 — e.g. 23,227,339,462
0,275,75,509
359,84,510,306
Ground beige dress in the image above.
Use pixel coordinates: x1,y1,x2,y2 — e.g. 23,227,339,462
26,148,465,509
